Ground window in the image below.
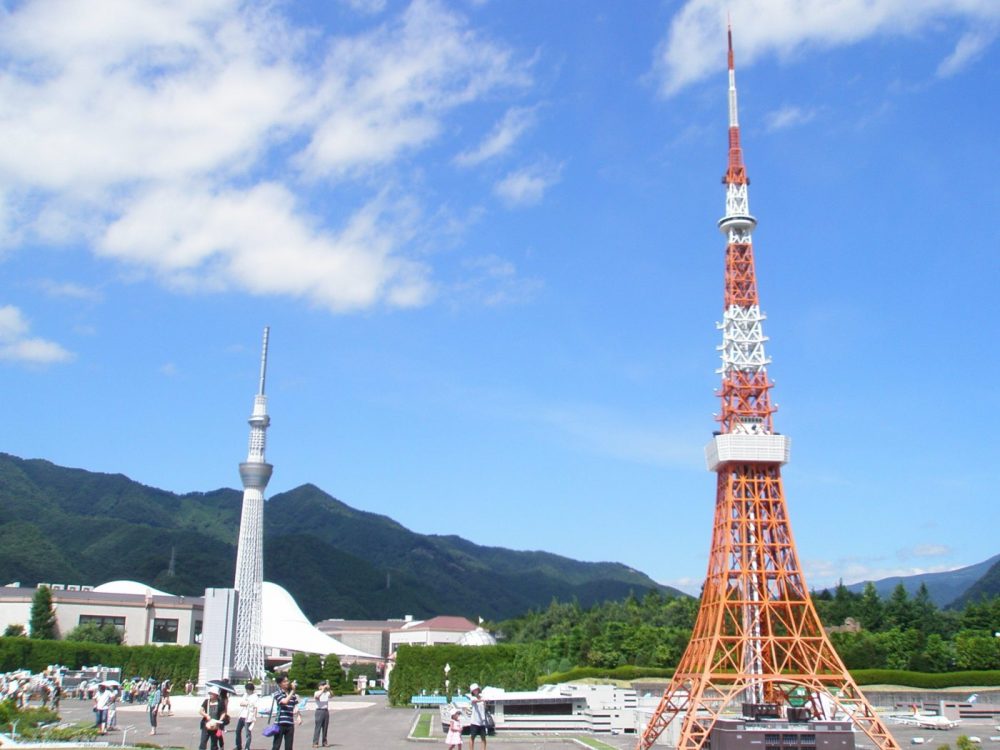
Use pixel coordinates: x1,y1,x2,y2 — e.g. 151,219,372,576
79,615,125,632
152,618,179,643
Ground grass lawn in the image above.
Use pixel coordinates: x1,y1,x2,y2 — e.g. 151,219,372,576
411,711,434,739
573,737,617,750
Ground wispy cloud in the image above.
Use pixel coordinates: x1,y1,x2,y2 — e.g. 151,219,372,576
341,0,387,14
0,305,73,365
900,544,952,559
652,0,1000,96
494,161,562,207
454,106,537,167
0,0,533,313
803,555,959,590
764,105,817,132
937,29,997,77
37,280,102,301
452,254,543,306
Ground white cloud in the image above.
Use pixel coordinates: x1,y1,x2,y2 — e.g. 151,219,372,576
902,544,952,559
0,0,533,312
0,305,74,365
802,555,959,590
454,106,537,167
653,0,1000,96
99,183,432,311
937,29,997,77
764,105,817,132
494,162,562,207
297,0,530,177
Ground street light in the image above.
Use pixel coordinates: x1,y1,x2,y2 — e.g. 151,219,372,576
444,663,451,697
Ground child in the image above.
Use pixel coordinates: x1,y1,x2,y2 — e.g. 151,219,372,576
445,708,463,750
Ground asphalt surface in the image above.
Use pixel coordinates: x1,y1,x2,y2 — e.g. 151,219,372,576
54,693,604,749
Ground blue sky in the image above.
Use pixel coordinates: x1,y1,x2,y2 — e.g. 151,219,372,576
0,0,997,596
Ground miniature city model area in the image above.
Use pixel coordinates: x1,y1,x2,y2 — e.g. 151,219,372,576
636,30,901,750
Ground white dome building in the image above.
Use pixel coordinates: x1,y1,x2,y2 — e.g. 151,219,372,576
457,627,496,647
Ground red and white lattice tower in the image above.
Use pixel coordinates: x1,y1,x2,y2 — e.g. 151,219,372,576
636,30,900,750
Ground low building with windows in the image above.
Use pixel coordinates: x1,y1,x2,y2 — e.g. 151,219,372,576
317,615,482,659
0,581,202,645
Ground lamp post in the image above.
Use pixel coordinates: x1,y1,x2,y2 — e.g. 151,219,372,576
444,663,451,698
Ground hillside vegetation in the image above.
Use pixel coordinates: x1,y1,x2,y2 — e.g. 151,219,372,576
0,453,677,621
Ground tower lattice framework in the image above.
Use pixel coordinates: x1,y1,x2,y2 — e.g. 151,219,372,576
233,326,272,680
637,31,900,750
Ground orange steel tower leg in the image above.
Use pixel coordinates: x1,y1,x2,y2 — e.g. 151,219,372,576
637,30,900,750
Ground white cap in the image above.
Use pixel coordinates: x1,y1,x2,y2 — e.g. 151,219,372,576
469,683,480,692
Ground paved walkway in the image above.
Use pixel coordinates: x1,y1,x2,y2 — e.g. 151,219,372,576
55,694,630,750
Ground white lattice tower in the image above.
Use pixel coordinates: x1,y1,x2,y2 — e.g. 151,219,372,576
233,327,272,679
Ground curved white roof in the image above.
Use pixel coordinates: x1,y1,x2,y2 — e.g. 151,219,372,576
93,580,173,597
261,582,378,659
457,627,496,647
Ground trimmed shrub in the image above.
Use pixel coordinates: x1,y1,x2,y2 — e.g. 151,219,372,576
850,669,1000,688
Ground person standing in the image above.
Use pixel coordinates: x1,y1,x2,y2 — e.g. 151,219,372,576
467,683,487,750
446,708,463,750
312,680,332,748
235,682,258,750
147,681,162,736
270,676,299,750
198,686,229,750
161,680,173,715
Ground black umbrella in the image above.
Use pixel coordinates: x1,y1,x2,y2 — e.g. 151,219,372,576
205,679,238,695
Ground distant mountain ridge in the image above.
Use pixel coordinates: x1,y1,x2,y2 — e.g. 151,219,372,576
840,554,1000,607
0,453,680,621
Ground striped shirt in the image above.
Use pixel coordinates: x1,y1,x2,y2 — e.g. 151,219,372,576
273,689,298,725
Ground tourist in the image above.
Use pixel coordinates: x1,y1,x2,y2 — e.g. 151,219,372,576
161,679,173,715
199,685,229,750
147,680,162,736
312,680,332,747
270,675,300,750
467,683,487,750
235,682,258,750
446,708,463,750
93,684,112,735
186,679,195,695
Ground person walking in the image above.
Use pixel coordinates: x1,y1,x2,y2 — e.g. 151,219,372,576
147,681,162,736
92,684,112,735
312,680,332,747
468,683,487,750
446,708,463,750
270,675,300,750
235,682,258,750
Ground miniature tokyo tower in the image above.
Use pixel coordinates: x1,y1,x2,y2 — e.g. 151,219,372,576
637,31,900,750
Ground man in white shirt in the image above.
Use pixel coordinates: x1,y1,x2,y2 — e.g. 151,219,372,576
93,684,113,735
235,682,259,750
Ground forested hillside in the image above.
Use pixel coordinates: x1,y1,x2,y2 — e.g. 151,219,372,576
0,453,676,621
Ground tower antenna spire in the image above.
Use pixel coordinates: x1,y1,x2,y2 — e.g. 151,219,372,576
636,28,901,750
258,326,269,396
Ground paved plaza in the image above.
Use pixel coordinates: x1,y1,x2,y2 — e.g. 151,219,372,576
55,693,636,750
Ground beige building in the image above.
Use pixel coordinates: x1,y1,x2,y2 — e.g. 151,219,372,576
317,615,482,658
0,582,203,646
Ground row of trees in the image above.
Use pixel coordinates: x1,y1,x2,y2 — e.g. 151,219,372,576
495,586,1000,673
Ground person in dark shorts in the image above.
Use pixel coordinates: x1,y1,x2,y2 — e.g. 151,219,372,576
468,683,487,750
270,675,300,750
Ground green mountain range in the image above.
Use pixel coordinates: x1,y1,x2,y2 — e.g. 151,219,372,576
0,453,679,621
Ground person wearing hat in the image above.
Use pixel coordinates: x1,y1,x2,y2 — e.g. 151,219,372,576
467,684,488,750
199,684,229,750
446,707,463,750
312,680,332,747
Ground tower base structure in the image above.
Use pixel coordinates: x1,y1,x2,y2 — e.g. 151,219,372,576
197,588,239,688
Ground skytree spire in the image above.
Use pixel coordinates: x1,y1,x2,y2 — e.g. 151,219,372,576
233,327,272,679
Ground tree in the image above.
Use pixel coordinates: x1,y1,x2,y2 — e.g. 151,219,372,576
29,586,57,639
64,622,123,645
2,624,26,637
857,582,884,631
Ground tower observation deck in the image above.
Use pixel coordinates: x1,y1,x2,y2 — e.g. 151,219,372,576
636,29,900,750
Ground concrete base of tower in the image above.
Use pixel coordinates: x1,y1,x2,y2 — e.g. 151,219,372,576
705,433,791,471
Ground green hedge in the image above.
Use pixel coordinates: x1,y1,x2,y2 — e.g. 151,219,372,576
0,636,199,683
388,644,545,706
539,665,675,685
850,669,1000,688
